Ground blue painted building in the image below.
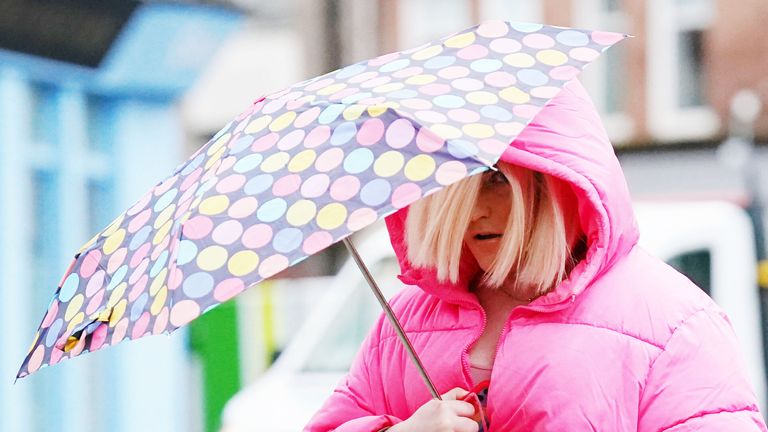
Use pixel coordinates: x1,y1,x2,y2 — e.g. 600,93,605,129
0,2,241,431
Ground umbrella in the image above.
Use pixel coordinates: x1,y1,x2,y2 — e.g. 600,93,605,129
18,20,624,391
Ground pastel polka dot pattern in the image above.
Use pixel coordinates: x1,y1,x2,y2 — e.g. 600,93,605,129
18,20,623,378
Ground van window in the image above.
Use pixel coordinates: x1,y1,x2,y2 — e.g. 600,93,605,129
666,249,712,295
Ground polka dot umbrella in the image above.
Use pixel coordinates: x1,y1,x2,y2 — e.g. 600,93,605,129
18,20,625,379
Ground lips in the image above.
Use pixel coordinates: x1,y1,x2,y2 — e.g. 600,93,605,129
474,233,501,240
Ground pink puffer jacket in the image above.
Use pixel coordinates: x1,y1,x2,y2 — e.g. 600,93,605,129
305,80,767,431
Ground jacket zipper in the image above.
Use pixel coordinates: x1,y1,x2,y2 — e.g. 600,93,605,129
461,300,487,387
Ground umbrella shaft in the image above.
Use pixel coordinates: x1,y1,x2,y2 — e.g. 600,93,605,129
342,238,441,400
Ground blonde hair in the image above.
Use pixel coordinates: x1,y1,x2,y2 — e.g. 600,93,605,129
406,162,582,297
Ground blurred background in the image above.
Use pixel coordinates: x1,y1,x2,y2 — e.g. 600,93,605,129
1,0,767,431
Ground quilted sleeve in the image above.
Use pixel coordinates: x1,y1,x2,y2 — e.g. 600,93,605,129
638,307,768,431
304,315,402,432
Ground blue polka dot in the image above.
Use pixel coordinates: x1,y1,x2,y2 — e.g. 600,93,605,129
154,188,179,212
176,240,198,266
129,226,151,251
360,179,392,206
257,198,288,222
447,140,479,159
343,148,375,174
424,56,456,69
556,30,590,47
59,273,80,302
318,104,345,124
511,22,543,33
481,105,513,121
379,58,411,72
229,135,254,154
330,122,358,146
130,293,149,321
433,95,466,109
341,92,372,104
234,154,263,173
470,59,502,73
388,89,419,99
272,228,304,253
181,153,205,175
211,123,232,141
517,69,549,86
182,272,214,298
150,250,169,278
336,63,367,79
46,319,64,347
244,174,274,195
107,265,128,291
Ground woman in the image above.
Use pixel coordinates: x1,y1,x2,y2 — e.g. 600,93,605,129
305,79,767,431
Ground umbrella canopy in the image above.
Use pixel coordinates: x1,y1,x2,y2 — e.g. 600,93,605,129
18,20,624,378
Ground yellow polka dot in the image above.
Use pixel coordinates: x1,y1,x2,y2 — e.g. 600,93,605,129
149,268,168,296
269,111,297,132
412,45,443,60
204,146,226,171
504,53,536,68
153,204,176,230
245,115,272,134
27,332,40,354
286,200,317,226
109,299,127,327
316,203,348,230
343,104,366,121
406,74,437,85
260,152,290,173
153,219,173,245
66,312,85,334
317,82,347,96
373,83,405,93
367,105,389,117
373,151,405,177
500,87,531,104
298,94,316,104
463,123,496,139
466,91,499,105
151,286,167,316
207,133,230,156
429,124,462,140
444,32,476,48
107,282,127,308
197,246,229,271
199,195,230,216
537,49,568,66
228,251,260,276
288,150,317,173
103,229,126,255
78,232,100,254
65,294,84,321
101,214,125,237
404,155,436,181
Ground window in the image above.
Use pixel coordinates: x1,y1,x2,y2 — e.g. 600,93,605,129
666,249,712,295
30,83,58,146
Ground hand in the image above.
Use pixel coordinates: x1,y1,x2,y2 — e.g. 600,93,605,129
387,388,479,432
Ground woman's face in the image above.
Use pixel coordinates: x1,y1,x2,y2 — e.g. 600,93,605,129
463,169,512,272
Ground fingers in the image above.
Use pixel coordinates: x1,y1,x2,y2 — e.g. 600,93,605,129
441,400,477,417
455,416,481,432
441,387,471,401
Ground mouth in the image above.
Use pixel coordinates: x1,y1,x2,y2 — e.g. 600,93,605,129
474,233,502,241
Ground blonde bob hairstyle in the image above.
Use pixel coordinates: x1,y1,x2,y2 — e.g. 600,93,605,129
406,162,583,297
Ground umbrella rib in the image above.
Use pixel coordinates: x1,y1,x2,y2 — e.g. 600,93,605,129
342,238,441,400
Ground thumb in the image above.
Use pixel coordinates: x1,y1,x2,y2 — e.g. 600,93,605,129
441,387,471,401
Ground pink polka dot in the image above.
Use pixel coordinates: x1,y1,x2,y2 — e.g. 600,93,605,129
174,198,193,219
153,307,170,334
112,318,129,344
80,250,102,278
128,208,152,234
272,174,302,197
435,161,468,186
361,76,391,89
49,347,64,366
86,289,105,315
549,65,581,81
357,118,386,146
419,83,451,96
228,197,259,219
214,278,246,302
330,175,361,201
242,224,273,249
479,138,509,156
132,312,151,339
302,232,334,255
170,300,201,327
447,108,480,123
305,77,335,91
368,52,399,66
513,104,540,119
216,174,247,194
107,248,127,273
180,167,203,192
315,148,344,172
489,38,522,54
386,119,416,149
531,86,564,99
392,183,423,208
477,20,509,38
154,175,179,196
304,125,331,148
127,192,151,216
89,324,108,351
495,122,525,137
183,216,214,240
130,243,151,268
27,345,45,373
168,267,183,291
348,71,377,83
347,208,378,232
262,98,286,114
569,47,600,62
452,78,483,92
301,173,331,198
128,275,148,301
457,44,489,60
129,259,149,285
416,127,445,153
401,98,433,110
251,133,280,152
591,31,624,45
215,156,237,175
41,300,59,328
86,270,107,296
294,106,322,128
212,220,244,245
258,254,290,278
277,130,306,151
393,66,423,78
523,33,555,49
329,87,360,101
485,71,516,87
285,98,306,110
415,110,447,123
152,237,170,261
438,66,470,80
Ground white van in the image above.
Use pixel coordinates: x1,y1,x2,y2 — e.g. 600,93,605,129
220,200,766,432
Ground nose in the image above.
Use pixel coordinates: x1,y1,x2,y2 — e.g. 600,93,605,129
469,196,491,222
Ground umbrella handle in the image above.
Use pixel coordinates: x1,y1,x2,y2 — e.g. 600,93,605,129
342,238,442,400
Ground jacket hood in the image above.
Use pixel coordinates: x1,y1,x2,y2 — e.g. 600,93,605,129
385,79,639,309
